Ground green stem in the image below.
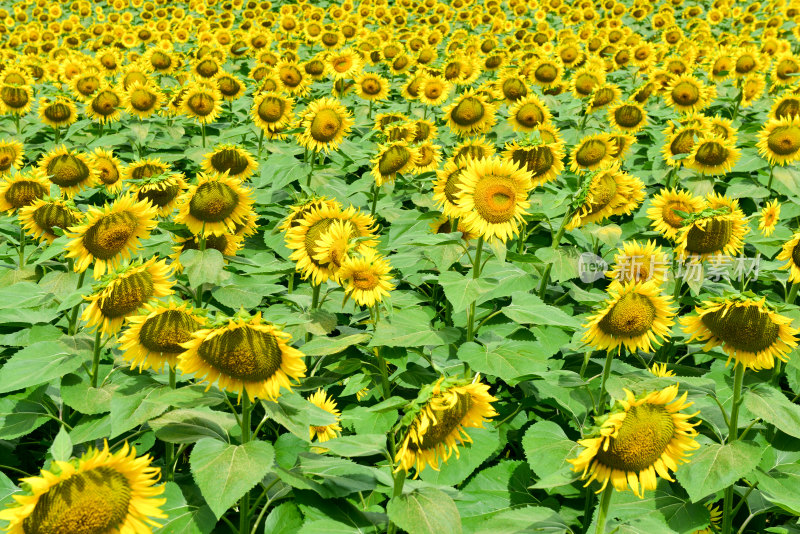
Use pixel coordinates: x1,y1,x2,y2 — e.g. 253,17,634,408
368,100,373,120
306,283,321,343
18,225,25,269
257,129,264,160
165,368,177,481
721,364,745,534
465,236,484,344
54,126,60,144
90,330,102,388
306,151,315,188
370,183,379,218
201,122,206,148
67,270,87,335
786,281,799,304
239,395,252,534
538,212,573,299
767,166,775,192
594,484,613,534
598,349,615,413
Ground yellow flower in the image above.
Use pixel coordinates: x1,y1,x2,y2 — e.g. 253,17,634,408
675,205,749,260
569,133,617,173
18,197,82,243
568,162,645,229
38,97,78,128
38,145,98,197
507,94,552,133
0,168,50,214
607,240,670,288
647,188,706,240
0,139,24,175
308,389,342,442
85,84,123,124
371,140,418,186
201,144,258,180
174,171,255,237
251,91,294,133
297,97,354,153
757,116,800,166
685,136,740,175
337,248,395,307
759,199,780,237
123,80,163,119
443,89,496,137
181,82,222,124
89,148,124,193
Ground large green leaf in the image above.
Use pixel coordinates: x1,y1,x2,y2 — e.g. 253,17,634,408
458,461,535,518
501,292,581,329
156,482,217,534
755,464,800,515
420,427,501,486
521,421,580,488
182,249,229,288
744,384,800,439
263,502,304,534
189,438,275,519
0,341,88,394
438,271,497,312
387,488,462,534
369,308,457,348
457,339,555,385
676,441,764,502
148,408,237,444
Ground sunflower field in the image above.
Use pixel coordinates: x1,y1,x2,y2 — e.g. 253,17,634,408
3,0,800,533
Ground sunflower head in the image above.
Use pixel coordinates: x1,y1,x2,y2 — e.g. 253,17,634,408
371,141,418,186
298,97,354,153
686,136,740,175
39,145,97,197
757,116,800,166
0,139,24,175
308,389,342,443
252,91,294,133
647,188,706,240
201,144,258,179
0,168,50,214
175,172,255,237
675,204,749,260
444,89,497,137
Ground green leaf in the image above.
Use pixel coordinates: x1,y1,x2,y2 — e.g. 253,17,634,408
0,395,50,440
148,408,236,444
61,373,114,415
501,292,581,329
460,506,564,534
521,421,580,488
0,341,88,394
534,247,580,282
420,427,501,486
676,441,764,502
0,282,47,309
212,286,263,310
369,308,454,348
387,488,462,534
260,392,338,441
156,481,217,534
321,434,387,457
301,333,371,357
457,340,552,385
755,464,800,514
263,502,304,534
50,426,73,462
182,249,229,288
744,384,800,439
439,271,497,312
458,461,535,518
189,438,275,519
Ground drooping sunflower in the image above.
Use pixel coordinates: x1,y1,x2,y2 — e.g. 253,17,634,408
38,97,78,129
371,141,418,186
583,280,676,353
132,172,187,217
507,94,552,133
0,83,33,116
759,199,780,237
310,219,361,281
567,163,645,229
178,312,306,402
123,80,163,119
503,139,565,187
452,137,496,165
0,139,24,175
569,385,700,498
0,169,51,214
251,91,294,133
570,65,606,99
588,83,622,113
337,247,395,307
674,207,749,260
122,158,170,183
39,145,98,197
495,69,529,103
570,133,617,173
214,71,246,101
395,378,498,475
530,57,564,89
174,172,254,236
297,97,354,153
0,441,166,534
771,53,800,87
740,74,765,108
608,101,648,133
89,148,124,193
443,89,497,138
85,84,123,124
411,142,442,174
757,116,800,166
19,197,82,243
119,300,205,372
278,197,343,234
685,136,740,175
454,157,532,243
82,258,174,336
308,389,342,443
681,296,799,370
181,82,222,124
770,92,800,121
607,240,670,288
647,188,706,240
65,194,158,279
201,144,258,180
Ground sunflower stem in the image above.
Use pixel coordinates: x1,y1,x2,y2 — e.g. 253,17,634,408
598,349,615,413
370,183,379,218
368,100,373,120
239,394,252,534
538,210,572,299
594,484,613,534
721,363,745,534
465,236,484,351
17,225,25,269
90,329,102,388
165,368,177,480
201,122,207,148
306,151,315,188
54,126,60,144
257,129,264,160
67,270,87,336
786,281,799,304
767,165,775,192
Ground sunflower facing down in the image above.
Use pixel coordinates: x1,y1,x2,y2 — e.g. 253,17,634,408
119,300,205,372
38,97,78,129
583,280,676,353
355,72,390,102
452,137,496,165
174,172,255,237
503,139,565,187
647,188,706,240
0,169,50,214
65,194,158,279
89,148,124,193
759,199,780,237
18,197,82,243
412,142,443,174
607,240,670,287
757,116,800,166
308,389,342,443
337,248,395,307
608,101,648,133
685,136,740,175
454,157,533,243
443,89,497,137
568,163,645,230
201,144,258,180
85,84,123,124
82,258,174,336
0,139,24,175
371,141,419,186
681,296,799,370
39,145,98,197
395,378,498,475
297,97,354,153
178,312,306,402
123,80,163,119
0,441,166,534
569,385,700,498
674,208,749,260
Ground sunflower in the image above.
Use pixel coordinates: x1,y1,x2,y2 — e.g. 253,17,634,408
39,145,97,197
201,144,258,180
251,91,294,133
650,363,676,378
132,172,187,217
608,101,647,133
119,300,205,372
0,169,50,214
570,66,606,99
395,378,497,475
355,71,390,101
530,58,564,89
214,71,246,101
0,84,33,115
85,84,122,124
65,194,158,279
770,92,800,120
740,74,765,108
708,116,737,142
326,48,363,80
38,97,78,129
662,124,705,168
569,385,700,498
588,83,621,113
337,248,395,307
429,214,480,240
681,296,799,370
452,137,496,165
178,312,306,402
777,232,800,283
569,134,617,173
675,207,749,260
412,142,442,174
433,160,468,218
0,139,24,175
583,281,676,353
174,172,254,237
759,199,780,237
278,197,343,234
443,89,497,137
568,163,645,229
419,75,451,106
122,158,170,183
771,54,800,87
310,218,362,278
757,116,800,166
19,197,82,243
171,232,244,272
371,141,418,186
665,75,714,113
86,148,122,193
495,69,529,103
308,389,342,443
297,97,354,153
454,157,532,243
507,94,552,133
607,240,670,287
82,258,173,336
285,203,377,286
181,82,222,124
123,80,163,119
503,139,565,187
0,441,166,534
647,188,706,240
685,136,740,175
143,47,177,74
275,59,311,96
